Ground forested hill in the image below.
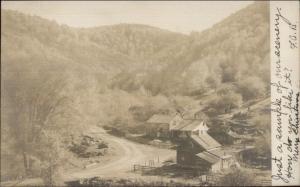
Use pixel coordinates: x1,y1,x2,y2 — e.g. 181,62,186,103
110,2,270,96
79,24,188,59
2,2,269,97
2,10,186,80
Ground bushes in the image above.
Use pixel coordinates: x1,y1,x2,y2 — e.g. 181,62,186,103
240,139,271,169
206,85,243,115
217,169,256,186
249,114,271,168
208,127,234,145
238,76,266,100
68,135,108,158
251,114,270,131
67,177,196,187
109,128,127,137
205,75,221,90
232,111,249,120
129,105,156,122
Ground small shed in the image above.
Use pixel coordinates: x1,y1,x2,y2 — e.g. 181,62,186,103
196,149,234,172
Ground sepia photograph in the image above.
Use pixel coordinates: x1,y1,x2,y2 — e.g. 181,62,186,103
0,1,284,186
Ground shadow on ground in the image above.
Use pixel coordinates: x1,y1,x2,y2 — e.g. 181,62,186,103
142,164,205,179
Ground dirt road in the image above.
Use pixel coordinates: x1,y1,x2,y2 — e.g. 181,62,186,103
64,126,175,181
2,126,175,186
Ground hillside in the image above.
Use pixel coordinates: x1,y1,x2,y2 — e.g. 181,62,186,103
1,10,187,77
111,2,270,96
2,2,269,96
79,24,187,59
1,2,270,185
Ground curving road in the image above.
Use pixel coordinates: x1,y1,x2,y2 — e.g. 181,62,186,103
64,126,175,181
3,126,175,186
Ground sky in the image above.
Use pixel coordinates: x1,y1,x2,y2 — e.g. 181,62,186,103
2,1,253,34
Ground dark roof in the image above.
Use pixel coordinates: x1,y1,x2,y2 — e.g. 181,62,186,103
182,108,207,119
172,119,193,130
181,120,204,131
147,114,173,124
191,133,221,150
172,119,204,131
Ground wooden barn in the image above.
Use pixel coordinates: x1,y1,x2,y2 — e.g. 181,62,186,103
173,120,235,172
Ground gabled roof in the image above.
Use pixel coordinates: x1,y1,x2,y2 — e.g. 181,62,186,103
146,114,173,124
196,151,220,164
172,119,206,131
196,148,232,164
208,148,232,159
172,119,193,130
182,108,207,119
191,133,221,150
181,120,203,131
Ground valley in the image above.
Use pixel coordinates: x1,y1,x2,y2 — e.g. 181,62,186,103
1,2,271,186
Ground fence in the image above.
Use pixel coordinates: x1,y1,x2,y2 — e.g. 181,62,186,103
132,157,162,173
133,164,158,173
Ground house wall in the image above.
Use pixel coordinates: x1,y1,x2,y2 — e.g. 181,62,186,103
211,158,234,172
196,122,208,135
177,149,197,166
195,157,212,172
211,160,222,172
176,140,204,167
222,158,232,169
194,157,228,173
145,123,170,138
